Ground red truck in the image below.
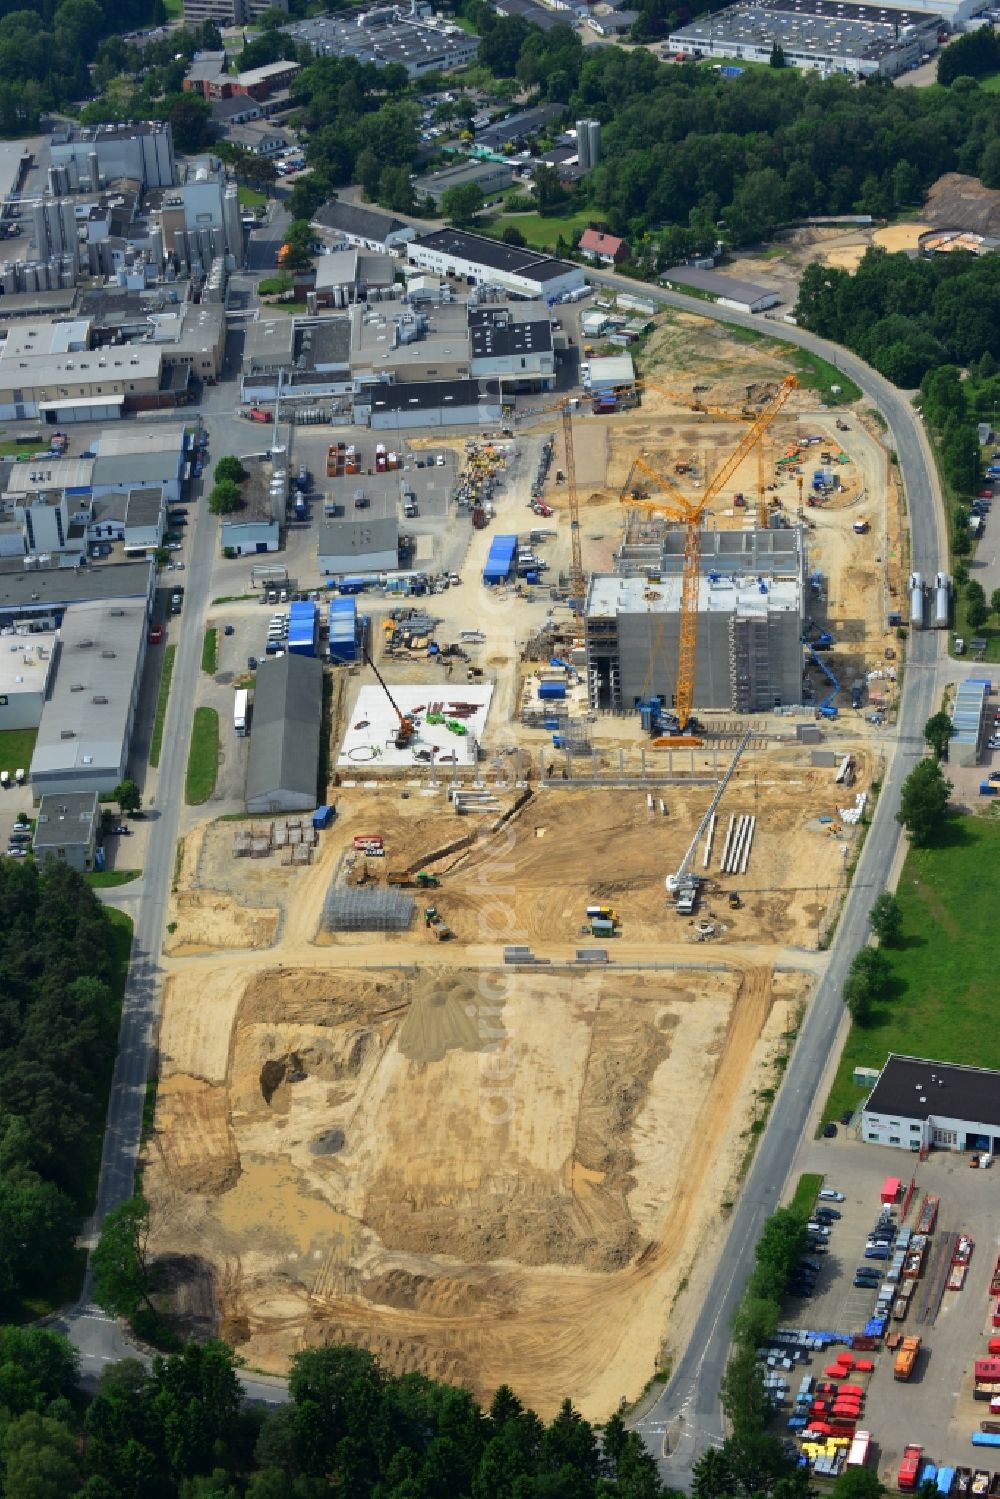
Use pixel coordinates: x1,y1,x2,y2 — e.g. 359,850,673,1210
899,1445,923,1492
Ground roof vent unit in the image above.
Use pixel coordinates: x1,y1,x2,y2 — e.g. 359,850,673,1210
92,694,108,703
100,649,116,658
59,728,75,738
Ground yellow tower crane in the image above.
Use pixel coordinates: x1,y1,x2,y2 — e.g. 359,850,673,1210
561,404,586,612
620,375,797,737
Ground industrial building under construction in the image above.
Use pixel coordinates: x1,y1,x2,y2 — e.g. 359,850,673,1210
584,526,806,713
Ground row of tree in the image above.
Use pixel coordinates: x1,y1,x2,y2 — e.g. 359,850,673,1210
0,1327,676,1499
0,859,124,1315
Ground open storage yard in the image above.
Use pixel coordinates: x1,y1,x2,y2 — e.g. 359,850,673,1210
775,1141,1000,1483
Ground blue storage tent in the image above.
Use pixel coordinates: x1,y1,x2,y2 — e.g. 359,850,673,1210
328,597,357,663
483,534,518,585
288,601,318,657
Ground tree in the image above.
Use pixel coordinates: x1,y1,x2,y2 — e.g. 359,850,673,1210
991,588,1000,617
868,890,902,946
719,1344,770,1439
279,219,314,273
91,1194,153,1320
923,710,954,760
842,972,872,1026
159,92,212,153
213,455,247,486
769,41,785,66
502,225,526,247
897,758,952,847
208,480,242,516
441,182,485,224
2,1411,82,1499
112,779,141,816
693,1446,734,1499
966,579,986,607
833,1467,886,1499
968,596,989,630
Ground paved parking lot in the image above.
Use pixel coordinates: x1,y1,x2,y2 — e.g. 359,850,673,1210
781,1138,1000,1480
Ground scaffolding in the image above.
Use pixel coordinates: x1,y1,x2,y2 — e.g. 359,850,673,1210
322,884,415,931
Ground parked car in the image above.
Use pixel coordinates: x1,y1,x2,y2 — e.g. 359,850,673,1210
815,1208,841,1220
822,1122,838,1138
818,1188,845,1201
148,623,164,644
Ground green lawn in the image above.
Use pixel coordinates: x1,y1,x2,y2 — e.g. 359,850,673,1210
0,727,36,777
201,626,218,675
788,347,861,406
789,1173,824,1218
488,207,595,251
185,706,219,806
86,869,142,889
823,817,1000,1122
238,185,268,208
163,0,183,15
0,434,43,456
149,645,175,770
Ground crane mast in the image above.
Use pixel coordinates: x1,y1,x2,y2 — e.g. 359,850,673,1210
562,405,586,612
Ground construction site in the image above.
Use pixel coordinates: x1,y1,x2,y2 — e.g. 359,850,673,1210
146,302,903,1416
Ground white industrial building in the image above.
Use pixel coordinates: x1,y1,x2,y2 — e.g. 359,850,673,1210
862,1054,1000,1155
49,121,177,192
407,228,585,301
91,428,187,504
0,632,56,729
88,489,165,552
668,0,952,77
356,377,501,430
29,597,147,797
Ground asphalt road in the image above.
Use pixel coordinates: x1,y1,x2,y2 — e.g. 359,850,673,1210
585,272,946,1479
55,410,288,1407
58,269,945,1428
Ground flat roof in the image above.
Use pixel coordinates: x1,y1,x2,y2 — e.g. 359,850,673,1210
244,316,296,366
589,353,635,383
0,632,55,693
4,458,94,494
415,159,513,192
670,0,940,59
586,571,800,617
470,316,552,360
235,60,301,87
30,597,146,779
0,558,153,612
0,139,29,202
474,103,564,149
0,346,161,386
319,514,399,556
33,789,98,849
663,266,782,303
363,377,500,413
865,1053,1000,1130
0,318,91,358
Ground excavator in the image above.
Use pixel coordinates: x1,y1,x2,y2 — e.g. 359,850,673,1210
362,645,416,749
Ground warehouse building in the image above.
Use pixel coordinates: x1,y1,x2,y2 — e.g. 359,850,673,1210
313,201,416,254
355,377,501,430
414,159,515,210
0,558,154,630
245,652,322,814
662,266,782,313
319,515,399,576
313,249,395,308
862,1054,1000,1155
30,597,147,797
407,228,585,301
32,790,100,873
585,527,806,713
284,9,479,77
91,427,188,504
667,0,946,77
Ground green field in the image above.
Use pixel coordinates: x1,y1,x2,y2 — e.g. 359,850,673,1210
789,1173,824,1217
980,71,1000,92
238,185,268,208
86,869,142,889
149,645,175,770
0,727,36,777
488,207,594,251
201,626,218,675
824,817,1000,1121
185,706,219,805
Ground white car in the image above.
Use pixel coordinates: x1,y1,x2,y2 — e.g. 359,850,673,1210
818,1188,845,1201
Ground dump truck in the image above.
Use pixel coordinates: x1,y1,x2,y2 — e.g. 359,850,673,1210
895,1336,922,1380
586,905,620,924
387,871,439,888
899,1445,924,1491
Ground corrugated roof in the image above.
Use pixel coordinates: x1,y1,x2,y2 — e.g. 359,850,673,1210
245,653,322,809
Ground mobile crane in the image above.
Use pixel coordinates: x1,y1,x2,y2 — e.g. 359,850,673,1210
666,730,752,914
362,645,416,749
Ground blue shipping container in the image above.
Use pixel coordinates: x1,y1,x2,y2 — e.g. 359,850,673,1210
972,1434,1000,1447
538,681,567,700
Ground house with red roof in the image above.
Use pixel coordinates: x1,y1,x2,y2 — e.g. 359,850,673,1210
578,228,630,265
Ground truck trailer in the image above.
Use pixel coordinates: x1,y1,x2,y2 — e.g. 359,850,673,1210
234,688,248,737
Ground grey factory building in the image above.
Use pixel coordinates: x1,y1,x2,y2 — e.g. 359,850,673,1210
668,0,945,76
29,596,148,797
585,528,806,714
245,653,323,814
284,10,478,77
